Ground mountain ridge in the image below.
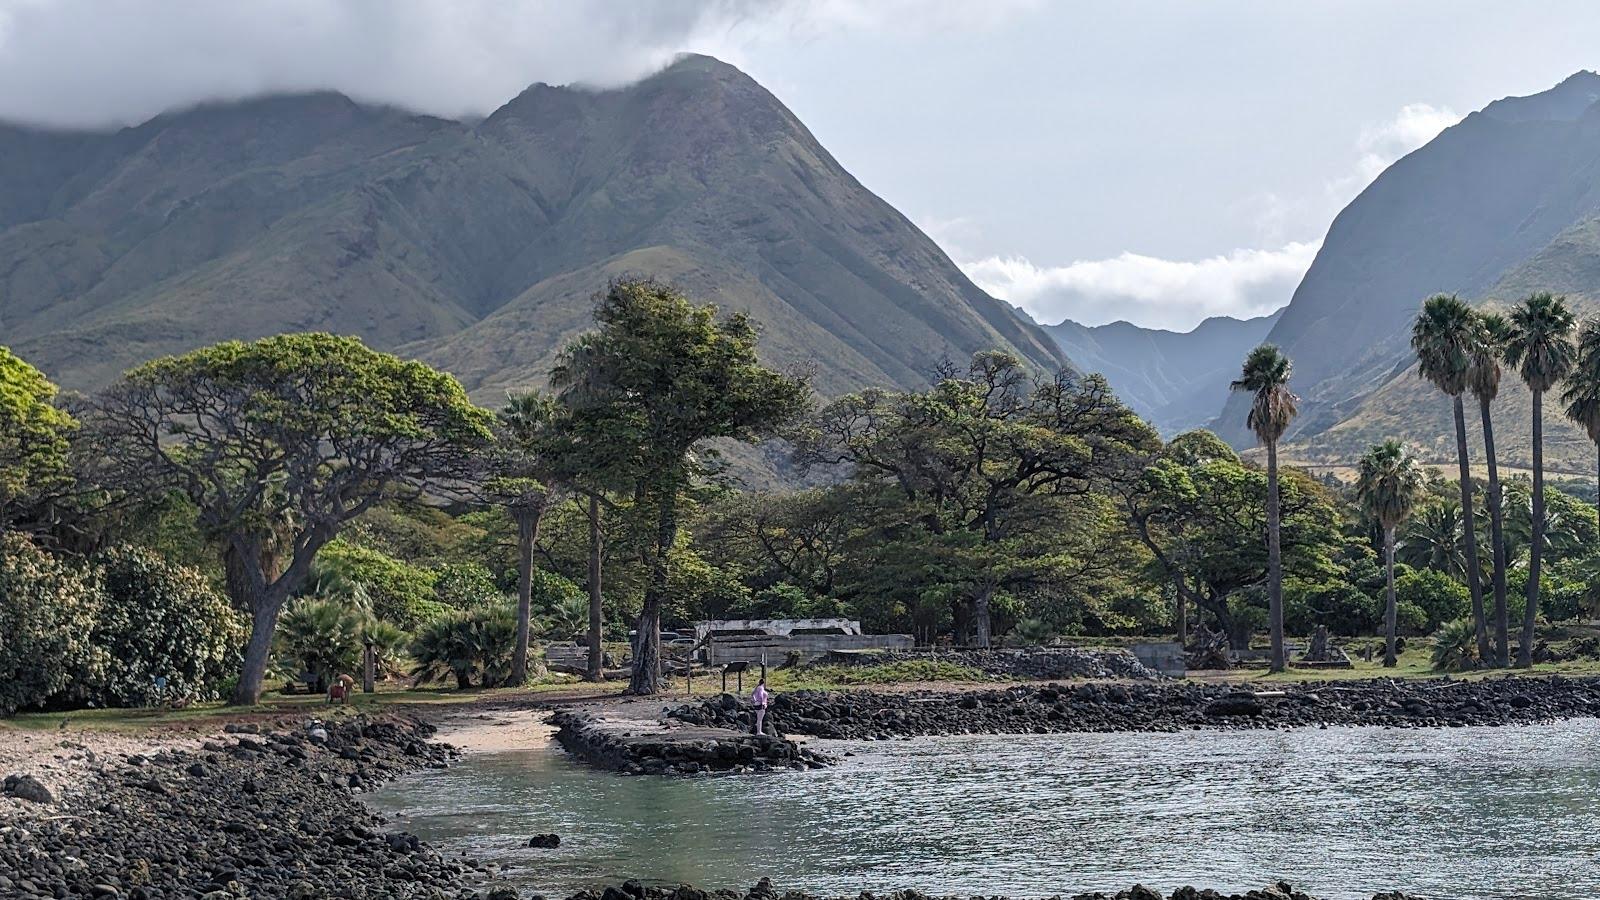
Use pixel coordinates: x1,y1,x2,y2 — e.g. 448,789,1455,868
0,54,1071,404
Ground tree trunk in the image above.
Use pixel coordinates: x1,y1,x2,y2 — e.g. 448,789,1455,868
1480,395,1510,667
1451,396,1490,660
1266,439,1285,674
1174,575,1187,644
1521,390,1545,668
233,600,285,705
1383,525,1398,668
509,501,545,687
586,494,604,683
628,495,677,695
973,584,994,649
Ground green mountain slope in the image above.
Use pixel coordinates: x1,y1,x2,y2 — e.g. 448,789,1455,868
0,55,1069,401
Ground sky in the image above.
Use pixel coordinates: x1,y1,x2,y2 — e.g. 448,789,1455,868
3,1,1599,331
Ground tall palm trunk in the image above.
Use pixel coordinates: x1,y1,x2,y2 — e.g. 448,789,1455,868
509,502,545,686
1479,396,1510,667
1521,390,1546,667
1383,524,1398,667
628,496,677,695
1451,396,1490,659
1266,439,1285,673
585,494,604,683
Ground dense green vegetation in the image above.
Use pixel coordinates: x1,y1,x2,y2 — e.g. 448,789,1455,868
8,279,1600,713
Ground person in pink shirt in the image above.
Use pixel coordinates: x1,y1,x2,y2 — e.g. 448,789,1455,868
751,678,770,736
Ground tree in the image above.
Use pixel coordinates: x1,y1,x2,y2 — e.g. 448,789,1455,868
798,354,1157,647
76,334,494,703
488,391,560,686
1120,430,1342,649
551,280,810,694
0,347,76,528
1411,294,1489,659
1229,345,1298,673
1501,293,1576,666
1468,310,1512,666
1356,440,1427,667
1560,317,1600,516
1398,499,1467,580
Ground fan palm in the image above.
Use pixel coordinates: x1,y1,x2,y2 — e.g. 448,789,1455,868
1412,294,1489,659
1501,292,1577,666
1561,318,1600,509
1230,344,1298,673
275,599,363,692
1468,310,1512,666
1398,499,1467,579
494,391,559,686
1356,440,1427,667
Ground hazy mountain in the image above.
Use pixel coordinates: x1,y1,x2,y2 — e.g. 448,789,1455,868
1214,71,1600,459
0,55,1069,401
1042,310,1282,436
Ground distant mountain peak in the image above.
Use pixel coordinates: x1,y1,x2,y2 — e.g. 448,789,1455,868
1481,70,1600,123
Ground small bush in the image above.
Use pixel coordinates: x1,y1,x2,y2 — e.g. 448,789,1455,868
1394,569,1469,631
410,604,519,689
1431,618,1480,672
433,562,503,610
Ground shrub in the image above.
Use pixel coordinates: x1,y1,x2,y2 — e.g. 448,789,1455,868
92,546,243,706
315,540,441,628
1285,579,1378,635
276,599,364,693
1394,569,1469,631
409,604,520,689
434,562,503,609
0,534,107,714
1431,618,1481,672
1394,600,1429,636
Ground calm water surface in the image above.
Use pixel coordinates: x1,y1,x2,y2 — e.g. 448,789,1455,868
367,722,1600,900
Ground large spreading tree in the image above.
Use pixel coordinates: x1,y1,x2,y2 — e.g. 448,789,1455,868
798,352,1158,647
550,279,809,695
77,333,494,703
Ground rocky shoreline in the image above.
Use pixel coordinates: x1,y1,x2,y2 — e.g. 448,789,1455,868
0,714,515,899
566,876,1418,900
550,710,833,775
669,675,1600,739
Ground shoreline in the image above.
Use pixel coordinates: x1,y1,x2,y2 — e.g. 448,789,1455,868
4,675,1594,898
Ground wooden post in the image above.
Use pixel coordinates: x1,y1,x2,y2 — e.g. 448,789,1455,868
362,640,375,694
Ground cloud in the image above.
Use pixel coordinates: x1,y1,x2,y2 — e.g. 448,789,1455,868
962,101,1458,332
1327,102,1462,204
963,241,1321,332
0,0,1038,129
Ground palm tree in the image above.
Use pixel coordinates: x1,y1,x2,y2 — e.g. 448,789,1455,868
1398,499,1467,579
1230,344,1298,673
496,392,558,686
1356,440,1427,667
1468,310,1512,666
1501,292,1577,666
1412,294,1490,660
1561,318,1600,508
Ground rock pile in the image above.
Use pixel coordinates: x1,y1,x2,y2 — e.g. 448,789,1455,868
828,647,1158,680
563,877,1419,900
671,676,1600,739
551,710,833,776
0,714,513,899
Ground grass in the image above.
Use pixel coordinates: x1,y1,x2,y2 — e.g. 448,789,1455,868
0,676,624,735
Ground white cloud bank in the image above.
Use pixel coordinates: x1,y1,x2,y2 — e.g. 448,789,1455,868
0,0,1037,128
965,241,1321,332
970,102,1462,332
